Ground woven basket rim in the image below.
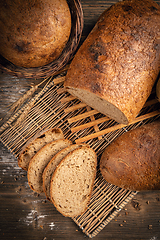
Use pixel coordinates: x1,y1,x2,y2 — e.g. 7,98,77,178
0,0,83,79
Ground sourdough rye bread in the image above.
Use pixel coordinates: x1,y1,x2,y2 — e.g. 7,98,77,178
28,139,72,193
43,144,87,202
50,146,97,217
0,0,71,67
18,128,64,171
64,0,160,124
100,121,160,191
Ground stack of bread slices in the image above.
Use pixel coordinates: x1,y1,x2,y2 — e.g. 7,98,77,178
18,128,97,218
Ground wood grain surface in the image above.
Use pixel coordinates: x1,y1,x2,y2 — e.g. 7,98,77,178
0,0,160,239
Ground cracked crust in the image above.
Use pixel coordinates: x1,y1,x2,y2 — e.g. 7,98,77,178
65,0,160,124
0,0,71,67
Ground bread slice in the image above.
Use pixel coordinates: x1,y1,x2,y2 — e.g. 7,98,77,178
50,146,97,217
27,139,72,193
43,144,87,202
18,128,64,171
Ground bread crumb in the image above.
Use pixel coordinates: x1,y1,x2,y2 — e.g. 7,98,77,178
148,225,152,230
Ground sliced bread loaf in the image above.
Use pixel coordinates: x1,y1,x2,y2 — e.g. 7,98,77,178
43,144,87,202
27,139,72,193
50,146,97,217
64,0,160,124
18,128,64,171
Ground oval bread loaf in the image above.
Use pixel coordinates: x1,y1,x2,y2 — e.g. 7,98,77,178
0,0,71,67
28,139,72,193
64,0,160,124
50,146,97,217
43,143,87,202
100,121,160,191
18,128,64,171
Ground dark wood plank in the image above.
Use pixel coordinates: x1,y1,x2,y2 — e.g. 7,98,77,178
0,0,160,239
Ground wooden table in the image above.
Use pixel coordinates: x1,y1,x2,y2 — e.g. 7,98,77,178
0,1,160,239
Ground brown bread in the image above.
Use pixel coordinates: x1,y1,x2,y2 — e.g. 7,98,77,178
0,0,71,67
64,0,160,124
43,143,87,202
100,121,160,191
28,139,72,193
50,146,97,217
18,128,64,171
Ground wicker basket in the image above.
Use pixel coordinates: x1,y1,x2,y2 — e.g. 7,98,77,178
0,0,83,79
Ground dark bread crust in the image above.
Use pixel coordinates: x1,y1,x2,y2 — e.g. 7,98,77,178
18,128,64,171
100,121,160,191
65,0,160,124
0,0,71,67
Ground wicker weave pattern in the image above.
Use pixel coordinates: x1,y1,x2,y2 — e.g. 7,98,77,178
0,75,159,237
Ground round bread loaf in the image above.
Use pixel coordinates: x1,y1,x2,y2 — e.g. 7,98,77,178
100,121,160,191
64,0,160,124
0,0,71,68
